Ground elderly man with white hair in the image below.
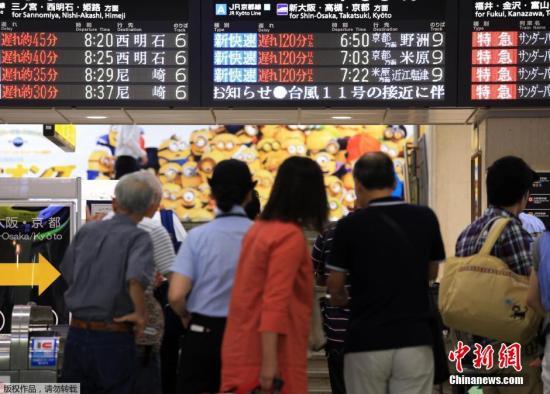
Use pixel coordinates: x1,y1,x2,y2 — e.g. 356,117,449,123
60,171,157,394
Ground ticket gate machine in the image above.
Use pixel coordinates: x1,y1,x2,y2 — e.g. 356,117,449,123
0,305,67,383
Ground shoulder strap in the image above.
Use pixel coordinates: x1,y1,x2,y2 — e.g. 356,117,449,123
479,218,511,256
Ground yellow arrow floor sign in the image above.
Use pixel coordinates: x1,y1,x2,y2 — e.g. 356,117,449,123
0,254,61,295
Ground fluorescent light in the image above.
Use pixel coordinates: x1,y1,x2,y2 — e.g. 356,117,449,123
331,116,352,120
86,115,108,120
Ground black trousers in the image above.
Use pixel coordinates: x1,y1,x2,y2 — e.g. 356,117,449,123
327,346,346,394
115,155,140,179
178,314,226,394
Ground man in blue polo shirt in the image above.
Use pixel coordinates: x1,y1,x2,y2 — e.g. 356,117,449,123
168,159,255,394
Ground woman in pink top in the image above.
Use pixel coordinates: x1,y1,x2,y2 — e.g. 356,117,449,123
221,157,328,394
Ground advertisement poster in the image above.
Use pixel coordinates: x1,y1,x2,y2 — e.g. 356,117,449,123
0,124,412,221
0,203,73,331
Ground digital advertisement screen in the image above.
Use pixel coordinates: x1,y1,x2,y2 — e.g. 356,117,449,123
460,0,550,105
0,203,73,331
202,0,458,106
0,0,200,106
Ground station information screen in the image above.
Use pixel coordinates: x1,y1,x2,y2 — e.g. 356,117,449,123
461,0,550,105
202,0,458,106
0,0,199,106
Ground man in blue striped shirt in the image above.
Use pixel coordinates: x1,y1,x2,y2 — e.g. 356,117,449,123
312,222,350,394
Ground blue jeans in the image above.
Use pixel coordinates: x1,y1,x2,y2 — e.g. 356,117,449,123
61,327,137,394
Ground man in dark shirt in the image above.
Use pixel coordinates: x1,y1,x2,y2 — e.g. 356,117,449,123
60,172,155,393
327,152,445,394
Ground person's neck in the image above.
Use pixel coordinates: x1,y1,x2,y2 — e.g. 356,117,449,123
359,189,395,208
500,204,522,217
115,211,143,224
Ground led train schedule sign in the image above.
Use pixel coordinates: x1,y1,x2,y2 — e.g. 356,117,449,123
202,0,458,106
0,0,200,106
461,0,550,104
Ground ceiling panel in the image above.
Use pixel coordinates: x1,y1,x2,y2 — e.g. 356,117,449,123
125,109,216,124
56,108,132,124
300,109,386,125
384,108,476,125
213,109,300,124
0,109,68,124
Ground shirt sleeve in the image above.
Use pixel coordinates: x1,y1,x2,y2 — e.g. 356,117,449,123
126,231,154,288
327,219,350,273
429,210,446,262
149,224,176,276
259,226,307,335
170,232,196,281
532,236,542,272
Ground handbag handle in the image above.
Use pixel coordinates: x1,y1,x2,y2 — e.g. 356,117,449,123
478,218,511,256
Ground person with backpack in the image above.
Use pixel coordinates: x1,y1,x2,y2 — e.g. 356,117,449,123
455,156,541,393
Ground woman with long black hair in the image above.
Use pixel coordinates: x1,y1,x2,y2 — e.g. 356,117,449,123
221,156,328,394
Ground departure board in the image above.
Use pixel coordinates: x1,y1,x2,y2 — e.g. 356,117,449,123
0,0,200,106
461,0,550,105
202,0,458,107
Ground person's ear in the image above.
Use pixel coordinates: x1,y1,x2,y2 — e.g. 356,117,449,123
112,198,118,213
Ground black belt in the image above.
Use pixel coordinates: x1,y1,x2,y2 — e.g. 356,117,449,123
188,314,226,334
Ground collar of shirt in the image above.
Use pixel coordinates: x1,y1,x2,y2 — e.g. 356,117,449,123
485,206,521,223
368,196,405,207
214,205,247,218
111,213,137,226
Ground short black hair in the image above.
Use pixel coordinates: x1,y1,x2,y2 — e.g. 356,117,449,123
487,156,536,207
245,189,261,220
209,159,254,213
261,157,328,232
353,152,395,190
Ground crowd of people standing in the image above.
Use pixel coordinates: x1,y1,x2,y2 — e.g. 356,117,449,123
58,149,550,394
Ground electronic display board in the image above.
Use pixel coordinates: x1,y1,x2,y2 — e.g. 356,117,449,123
0,0,200,106
202,0,458,107
460,0,550,105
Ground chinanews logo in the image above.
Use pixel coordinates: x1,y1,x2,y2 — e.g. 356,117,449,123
448,341,526,387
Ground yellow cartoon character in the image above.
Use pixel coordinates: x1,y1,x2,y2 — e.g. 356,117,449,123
198,150,225,182
383,125,408,143
158,136,191,166
324,176,345,200
343,189,356,212
210,133,241,160
381,141,403,159
260,125,286,139
179,188,214,222
181,161,203,188
161,183,182,211
281,138,307,158
256,138,287,172
254,170,275,207
237,125,259,146
328,198,344,221
159,163,182,185
87,149,115,180
314,152,337,175
234,146,263,175
190,129,214,158
306,130,340,155
394,158,406,181
198,183,214,211
275,128,306,145
342,172,355,190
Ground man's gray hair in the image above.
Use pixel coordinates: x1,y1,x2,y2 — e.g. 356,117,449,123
115,171,161,214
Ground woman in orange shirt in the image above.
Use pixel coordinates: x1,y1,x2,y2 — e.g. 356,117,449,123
221,156,328,394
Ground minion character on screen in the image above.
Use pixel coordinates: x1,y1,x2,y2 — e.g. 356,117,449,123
87,148,115,180
158,135,191,166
